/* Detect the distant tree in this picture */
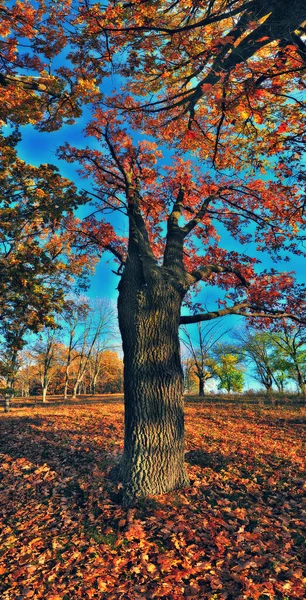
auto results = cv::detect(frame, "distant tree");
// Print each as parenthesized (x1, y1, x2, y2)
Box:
(96, 350, 123, 394)
(31, 329, 63, 402)
(62, 299, 115, 399)
(0, 321, 28, 411)
(181, 322, 228, 396)
(0, 130, 98, 410)
(0, 345, 21, 412)
(15, 350, 35, 397)
(236, 327, 305, 394)
(269, 324, 306, 396)
(214, 349, 244, 394)
(268, 354, 292, 394)
(182, 356, 199, 395)
(236, 330, 279, 393)
(61, 299, 90, 400)
(87, 340, 106, 396)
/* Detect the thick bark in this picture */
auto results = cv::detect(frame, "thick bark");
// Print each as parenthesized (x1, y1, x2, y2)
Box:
(118, 261, 189, 503)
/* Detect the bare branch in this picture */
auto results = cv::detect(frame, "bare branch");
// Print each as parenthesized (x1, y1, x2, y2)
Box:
(180, 304, 306, 325)
(190, 264, 250, 288)
(180, 303, 250, 324)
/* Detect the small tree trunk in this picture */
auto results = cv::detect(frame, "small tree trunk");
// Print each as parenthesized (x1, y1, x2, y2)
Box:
(4, 394, 10, 413)
(299, 382, 306, 398)
(199, 376, 205, 397)
(118, 266, 189, 504)
(64, 378, 69, 400)
(92, 374, 99, 395)
(72, 381, 79, 399)
(42, 387, 48, 403)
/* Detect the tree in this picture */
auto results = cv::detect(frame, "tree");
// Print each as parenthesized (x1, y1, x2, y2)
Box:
(236, 329, 278, 393)
(182, 356, 200, 395)
(236, 325, 306, 394)
(60, 298, 115, 399)
(95, 350, 123, 394)
(31, 329, 63, 402)
(14, 350, 36, 397)
(181, 322, 227, 396)
(269, 354, 292, 394)
(269, 323, 306, 396)
(70, 300, 114, 399)
(0, 130, 94, 329)
(0, 340, 22, 412)
(2, 1, 306, 500)
(0, 129, 99, 410)
(215, 352, 244, 393)
(60, 299, 90, 400)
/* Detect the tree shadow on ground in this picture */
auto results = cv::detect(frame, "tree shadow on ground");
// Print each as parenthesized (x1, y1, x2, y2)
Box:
(185, 448, 232, 472)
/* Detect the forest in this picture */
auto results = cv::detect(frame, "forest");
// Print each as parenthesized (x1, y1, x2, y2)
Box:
(0, 0, 306, 597)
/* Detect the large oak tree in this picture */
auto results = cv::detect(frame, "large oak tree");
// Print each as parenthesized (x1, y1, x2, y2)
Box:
(1, 0, 306, 501)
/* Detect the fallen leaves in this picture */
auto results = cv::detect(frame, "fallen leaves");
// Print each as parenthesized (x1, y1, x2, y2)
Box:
(0, 399, 305, 599)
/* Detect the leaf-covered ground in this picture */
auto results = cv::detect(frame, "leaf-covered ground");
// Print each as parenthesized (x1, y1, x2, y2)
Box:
(0, 397, 305, 599)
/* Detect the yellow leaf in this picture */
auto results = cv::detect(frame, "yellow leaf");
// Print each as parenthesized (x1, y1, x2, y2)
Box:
(97, 578, 107, 591)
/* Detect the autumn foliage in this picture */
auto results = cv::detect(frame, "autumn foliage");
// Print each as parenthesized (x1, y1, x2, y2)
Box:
(0, 398, 305, 599)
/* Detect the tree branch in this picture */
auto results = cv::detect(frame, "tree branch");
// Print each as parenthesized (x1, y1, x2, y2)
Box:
(180, 303, 250, 324)
(190, 264, 250, 288)
(168, 185, 185, 229)
(180, 304, 306, 325)
(104, 244, 125, 264)
(182, 193, 220, 236)
(101, 1, 256, 35)
(0, 74, 62, 98)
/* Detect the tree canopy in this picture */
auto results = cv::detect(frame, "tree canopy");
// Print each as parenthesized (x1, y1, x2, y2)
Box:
(0, 130, 96, 351)
(2, 0, 304, 322)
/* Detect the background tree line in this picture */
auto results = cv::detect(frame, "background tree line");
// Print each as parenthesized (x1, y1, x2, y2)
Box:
(182, 321, 306, 397)
(2, 310, 305, 405)
(0, 297, 123, 406)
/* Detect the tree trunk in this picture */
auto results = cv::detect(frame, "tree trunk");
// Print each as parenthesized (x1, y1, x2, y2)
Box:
(199, 376, 205, 397)
(42, 387, 48, 403)
(72, 381, 79, 399)
(64, 375, 69, 400)
(118, 266, 189, 504)
(92, 372, 99, 395)
(264, 376, 273, 394)
(299, 382, 306, 397)
(4, 394, 10, 412)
